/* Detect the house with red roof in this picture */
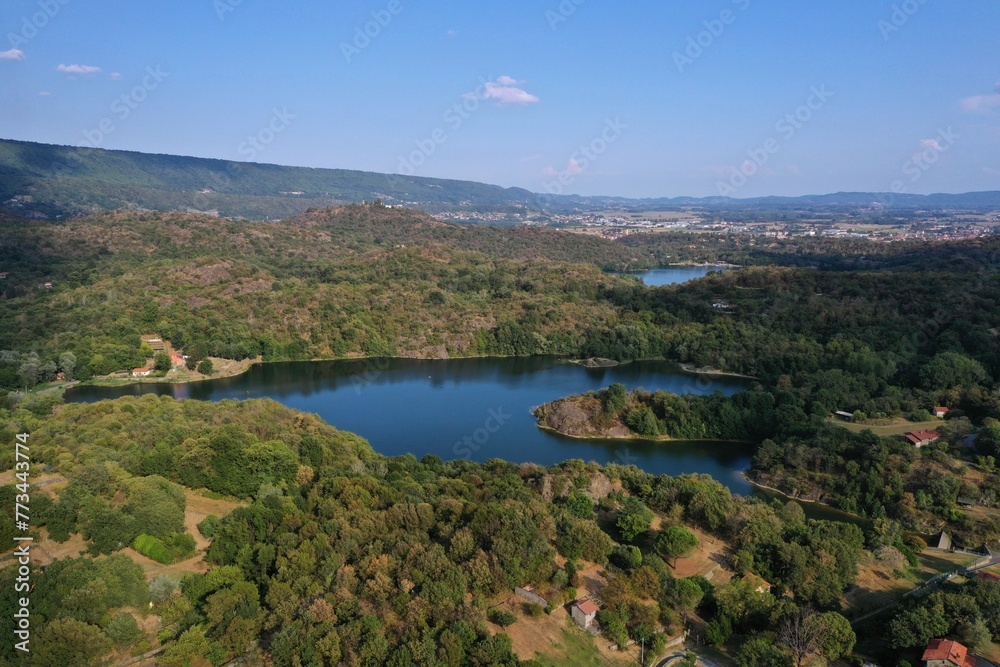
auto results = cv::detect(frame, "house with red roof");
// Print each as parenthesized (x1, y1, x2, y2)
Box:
(570, 599, 599, 630)
(903, 430, 941, 447)
(933, 407, 950, 418)
(922, 639, 976, 667)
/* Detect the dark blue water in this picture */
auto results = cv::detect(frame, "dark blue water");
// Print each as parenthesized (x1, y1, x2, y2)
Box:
(65, 357, 758, 494)
(624, 266, 730, 286)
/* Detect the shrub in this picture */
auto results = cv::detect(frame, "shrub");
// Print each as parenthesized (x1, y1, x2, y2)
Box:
(133, 532, 196, 564)
(149, 575, 178, 603)
(197, 514, 221, 539)
(487, 608, 517, 627)
(105, 612, 142, 645)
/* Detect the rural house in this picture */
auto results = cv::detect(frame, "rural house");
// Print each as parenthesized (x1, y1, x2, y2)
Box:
(903, 430, 940, 447)
(921, 638, 976, 667)
(570, 599, 599, 630)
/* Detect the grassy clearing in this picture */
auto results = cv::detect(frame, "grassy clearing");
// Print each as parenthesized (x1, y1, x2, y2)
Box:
(826, 418, 944, 436)
(917, 550, 978, 575)
(524, 625, 634, 667)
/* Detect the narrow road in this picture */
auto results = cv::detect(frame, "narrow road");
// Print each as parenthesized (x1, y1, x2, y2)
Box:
(655, 648, 726, 667)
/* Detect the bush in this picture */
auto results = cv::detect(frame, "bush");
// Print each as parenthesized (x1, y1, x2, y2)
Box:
(149, 575, 178, 603)
(488, 608, 517, 627)
(197, 359, 214, 375)
(525, 603, 545, 618)
(133, 532, 196, 564)
(705, 615, 733, 646)
(610, 545, 643, 570)
(197, 514, 221, 539)
(105, 612, 142, 645)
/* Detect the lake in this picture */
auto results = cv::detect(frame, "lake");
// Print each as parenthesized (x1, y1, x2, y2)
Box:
(65, 357, 759, 494)
(623, 265, 731, 286)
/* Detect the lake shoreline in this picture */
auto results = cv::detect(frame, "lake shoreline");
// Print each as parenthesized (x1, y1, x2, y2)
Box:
(678, 363, 759, 380)
(73, 354, 755, 390)
(535, 422, 757, 446)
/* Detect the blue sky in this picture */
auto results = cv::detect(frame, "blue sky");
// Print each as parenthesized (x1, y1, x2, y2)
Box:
(2, 0, 999, 198)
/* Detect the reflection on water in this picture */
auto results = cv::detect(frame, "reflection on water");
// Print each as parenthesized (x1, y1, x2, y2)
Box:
(66, 357, 759, 494)
(620, 266, 732, 287)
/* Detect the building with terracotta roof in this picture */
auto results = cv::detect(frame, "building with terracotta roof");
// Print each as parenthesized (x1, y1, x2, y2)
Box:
(933, 407, 950, 418)
(570, 599, 599, 629)
(904, 430, 941, 447)
(922, 639, 976, 667)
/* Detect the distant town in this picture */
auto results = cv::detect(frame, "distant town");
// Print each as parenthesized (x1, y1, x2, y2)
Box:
(434, 206, 1000, 242)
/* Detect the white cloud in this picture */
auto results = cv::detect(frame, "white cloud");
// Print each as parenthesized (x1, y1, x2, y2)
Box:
(0, 49, 25, 62)
(56, 64, 102, 75)
(962, 95, 1000, 112)
(543, 157, 584, 178)
(469, 75, 539, 105)
(920, 138, 944, 152)
(110, 72, 122, 80)
(961, 83, 1000, 113)
(37, 91, 51, 97)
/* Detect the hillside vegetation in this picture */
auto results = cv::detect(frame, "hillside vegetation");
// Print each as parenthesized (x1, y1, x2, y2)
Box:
(0, 394, 881, 667)
(0, 205, 643, 381)
(0, 138, 542, 219)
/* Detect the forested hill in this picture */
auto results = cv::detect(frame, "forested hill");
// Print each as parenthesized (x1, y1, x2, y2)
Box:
(0, 138, 542, 220)
(5, 138, 1000, 221)
(0, 205, 642, 379)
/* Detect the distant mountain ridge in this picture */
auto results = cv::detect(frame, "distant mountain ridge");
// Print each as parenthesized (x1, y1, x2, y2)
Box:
(2, 138, 999, 220)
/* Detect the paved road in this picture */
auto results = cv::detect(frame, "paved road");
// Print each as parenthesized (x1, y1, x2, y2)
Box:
(655, 649, 726, 667)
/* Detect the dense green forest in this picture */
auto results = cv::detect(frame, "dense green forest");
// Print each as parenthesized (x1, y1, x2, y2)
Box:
(538, 379, 1000, 544)
(0, 139, 542, 219)
(1, 198, 999, 664)
(0, 205, 643, 382)
(0, 395, 889, 666)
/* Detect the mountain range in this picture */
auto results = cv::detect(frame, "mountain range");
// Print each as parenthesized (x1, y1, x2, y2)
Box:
(2, 138, 999, 221)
